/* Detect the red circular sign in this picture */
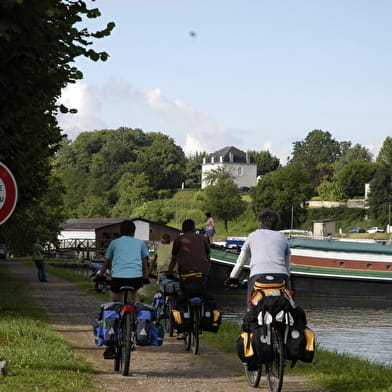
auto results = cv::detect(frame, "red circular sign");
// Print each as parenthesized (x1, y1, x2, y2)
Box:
(0, 163, 18, 225)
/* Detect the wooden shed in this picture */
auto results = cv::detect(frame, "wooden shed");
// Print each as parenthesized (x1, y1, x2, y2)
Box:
(312, 219, 336, 238)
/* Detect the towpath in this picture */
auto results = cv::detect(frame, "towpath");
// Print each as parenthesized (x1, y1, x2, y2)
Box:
(2, 260, 324, 392)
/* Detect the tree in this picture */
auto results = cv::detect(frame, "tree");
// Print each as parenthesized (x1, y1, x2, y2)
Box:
(334, 143, 372, 173)
(0, 1, 114, 252)
(335, 161, 378, 198)
(133, 200, 175, 225)
(376, 136, 392, 166)
(136, 132, 186, 190)
(184, 152, 207, 188)
(289, 130, 349, 189)
(203, 166, 234, 186)
(250, 166, 312, 228)
(249, 150, 280, 176)
(203, 179, 246, 232)
(368, 166, 392, 226)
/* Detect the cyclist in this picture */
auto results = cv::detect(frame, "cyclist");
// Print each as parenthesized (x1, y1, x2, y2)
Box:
(97, 219, 149, 358)
(167, 219, 211, 327)
(226, 210, 291, 309)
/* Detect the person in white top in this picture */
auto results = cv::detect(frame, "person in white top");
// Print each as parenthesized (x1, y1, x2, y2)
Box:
(227, 210, 291, 309)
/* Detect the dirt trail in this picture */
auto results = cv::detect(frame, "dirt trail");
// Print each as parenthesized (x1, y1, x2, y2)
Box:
(2, 260, 324, 392)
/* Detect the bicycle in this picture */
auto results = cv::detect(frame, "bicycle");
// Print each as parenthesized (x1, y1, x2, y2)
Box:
(244, 322, 285, 392)
(113, 285, 137, 376)
(183, 295, 202, 354)
(227, 277, 285, 392)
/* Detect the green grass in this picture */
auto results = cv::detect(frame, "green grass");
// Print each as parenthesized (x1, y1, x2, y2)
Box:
(203, 319, 392, 392)
(0, 267, 95, 392)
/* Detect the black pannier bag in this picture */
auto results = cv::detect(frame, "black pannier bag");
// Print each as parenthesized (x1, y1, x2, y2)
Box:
(180, 276, 205, 298)
(200, 299, 222, 333)
(237, 331, 258, 370)
(171, 308, 192, 333)
(93, 302, 122, 346)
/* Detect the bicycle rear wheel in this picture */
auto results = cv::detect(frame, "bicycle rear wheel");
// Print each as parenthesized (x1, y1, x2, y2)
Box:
(244, 364, 262, 387)
(164, 298, 175, 337)
(121, 312, 133, 376)
(191, 307, 200, 354)
(266, 327, 284, 392)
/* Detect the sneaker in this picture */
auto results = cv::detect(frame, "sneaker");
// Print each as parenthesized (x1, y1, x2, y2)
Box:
(103, 347, 115, 359)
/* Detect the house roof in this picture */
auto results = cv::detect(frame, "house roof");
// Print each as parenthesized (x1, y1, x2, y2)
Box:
(60, 217, 180, 232)
(204, 146, 256, 164)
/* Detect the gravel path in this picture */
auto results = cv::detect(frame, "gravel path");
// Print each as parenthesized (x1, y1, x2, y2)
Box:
(2, 260, 324, 392)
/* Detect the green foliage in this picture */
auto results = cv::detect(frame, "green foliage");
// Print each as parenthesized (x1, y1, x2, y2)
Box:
(133, 199, 175, 224)
(249, 150, 280, 176)
(184, 152, 207, 188)
(376, 136, 392, 166)
(335, 161, 378, 198)
(203, 166, 234, 186)
(289, 130, 349, 189)
(0, 1, 113, 255)
(316, 180, 347, 201)
(250, 166, 312, 228)
(334, 143, 373, 173)
(203, 178, 247, 232)
(55, 128, 185, 217)
(368, 166, 392, 226)
(301, 207, 367, 231)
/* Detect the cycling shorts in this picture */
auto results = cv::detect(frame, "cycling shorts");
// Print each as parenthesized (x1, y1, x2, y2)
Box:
(110, 277, 143, 293)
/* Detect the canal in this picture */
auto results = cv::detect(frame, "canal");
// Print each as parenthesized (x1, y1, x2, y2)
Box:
(214, 291, 392, 367)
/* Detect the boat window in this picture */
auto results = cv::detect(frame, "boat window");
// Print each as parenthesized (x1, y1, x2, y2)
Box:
(386, 265, 392, 270)
(339, 262, 345, 267)
(366, 263, 372, 269)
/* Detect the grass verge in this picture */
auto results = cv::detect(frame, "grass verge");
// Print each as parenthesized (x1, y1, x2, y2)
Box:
(0, 266, 95, 392)
(202, 319, 392, 392)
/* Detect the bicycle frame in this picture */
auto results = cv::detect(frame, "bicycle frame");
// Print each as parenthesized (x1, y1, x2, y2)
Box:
(184, 296, 202, 354)
(114, 286, 137, 377)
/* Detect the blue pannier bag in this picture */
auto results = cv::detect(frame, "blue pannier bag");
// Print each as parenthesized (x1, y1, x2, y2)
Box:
(93, 302, 122, 346)
(135, 309, 153, 346)
(150, 321, 165, 346)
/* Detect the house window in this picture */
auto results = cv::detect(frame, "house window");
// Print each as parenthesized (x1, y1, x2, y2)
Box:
(238, 167, 243, 176)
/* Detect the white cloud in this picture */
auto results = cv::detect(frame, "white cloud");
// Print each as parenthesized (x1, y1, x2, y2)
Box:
(57, 81, 245, 155)
(57, 83, 107, 140)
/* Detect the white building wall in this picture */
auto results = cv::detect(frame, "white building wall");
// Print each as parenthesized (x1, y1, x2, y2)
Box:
(58, 230, 95, 240)
(201, 162, 257, 189)
(134, 220, 150, 241)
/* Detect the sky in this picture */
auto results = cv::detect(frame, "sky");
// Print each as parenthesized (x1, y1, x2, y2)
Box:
(57, 0, 392, 164)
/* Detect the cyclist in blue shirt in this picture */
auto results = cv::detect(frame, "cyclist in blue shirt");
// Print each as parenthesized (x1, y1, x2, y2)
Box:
(98, 220, 149, 303)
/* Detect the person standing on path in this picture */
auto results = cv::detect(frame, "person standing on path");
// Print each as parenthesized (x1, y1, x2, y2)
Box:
(32, 237, 48, 282)
(204, 212, 215, 243)
(227, 210, 291, 309)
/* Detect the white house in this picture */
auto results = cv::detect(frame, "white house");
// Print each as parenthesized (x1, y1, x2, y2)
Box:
(201, 146, 257, 189)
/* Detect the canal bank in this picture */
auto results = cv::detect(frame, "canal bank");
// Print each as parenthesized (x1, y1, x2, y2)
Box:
(1, 259, 323, 392)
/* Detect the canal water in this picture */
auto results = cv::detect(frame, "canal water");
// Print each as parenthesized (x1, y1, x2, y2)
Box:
(214, 291, 392, 367)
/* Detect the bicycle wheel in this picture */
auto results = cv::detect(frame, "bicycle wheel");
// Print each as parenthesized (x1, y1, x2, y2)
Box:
(244, 364, 262, 388)
(191, 307, 200, 354)
(165, 298, 175, 337)
(120, 311, 133, 376)
(114, 344, 121, 372)
(184, 330, 191, 351)
(266, 327, 285, 392)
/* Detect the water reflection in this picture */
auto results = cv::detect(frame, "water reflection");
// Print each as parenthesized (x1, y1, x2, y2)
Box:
(215, 292, 392, 366)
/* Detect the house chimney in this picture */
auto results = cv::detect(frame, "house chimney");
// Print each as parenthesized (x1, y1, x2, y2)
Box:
(246, 152, 250, 164)
(229, 151, 234, 162)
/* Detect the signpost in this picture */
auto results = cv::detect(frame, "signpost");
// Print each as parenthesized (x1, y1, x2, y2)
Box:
(0, 163, 18, 225)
